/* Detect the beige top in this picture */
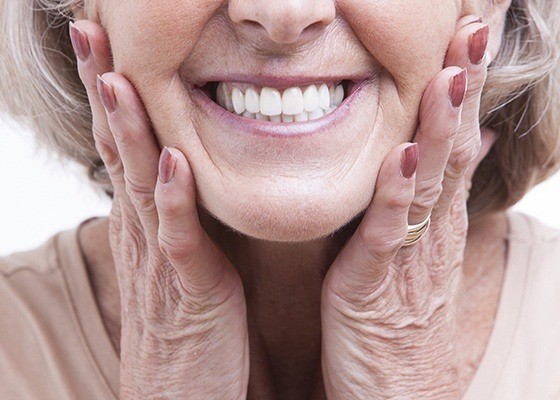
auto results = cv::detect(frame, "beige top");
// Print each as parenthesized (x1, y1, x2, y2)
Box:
(1, 212, 559, 399)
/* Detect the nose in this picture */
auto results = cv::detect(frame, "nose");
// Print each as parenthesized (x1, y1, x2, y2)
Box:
(228, 0, 336, 44)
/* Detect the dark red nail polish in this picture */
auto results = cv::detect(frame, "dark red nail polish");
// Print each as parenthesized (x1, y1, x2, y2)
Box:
(449, 68, 467, 108)
(159, 147, 176, 184)
(468, 25, 490, 65)
(401, 143, 419, 179)
(69, 22, 91, 62)
(96, 75, 117, 113)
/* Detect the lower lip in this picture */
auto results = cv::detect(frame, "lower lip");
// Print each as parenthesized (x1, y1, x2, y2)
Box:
(191, 81, 369, 138)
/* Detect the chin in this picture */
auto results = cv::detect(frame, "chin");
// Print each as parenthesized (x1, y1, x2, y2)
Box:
(200, 181, 372, 242)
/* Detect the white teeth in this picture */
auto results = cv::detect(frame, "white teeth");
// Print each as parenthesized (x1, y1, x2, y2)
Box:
(318, 84, 330, 110)
(255, 112, 268, 121)
(281, 114, 294, 123)
(294, 111, 309, 122)
(308, 108, 324, 120)
(329, 86, 335, 106)
(232, 87, 246, 114)
(245, 88, 260, 114)
(333, 85, 344, 107)
(260, 87, 282, 116)
(282, 87, 304, 115)
(303, 85, 319, 112)
(214, 82, 347, 122)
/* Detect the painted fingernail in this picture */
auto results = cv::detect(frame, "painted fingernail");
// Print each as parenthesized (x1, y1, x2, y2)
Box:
(159, 147, 177, 184)
(401, 143, 419, 179)
(97, 75, 117, 113)
(69, 21, 91, 62)
(449, 68, 467, 108)
(468, 24, 490, 65)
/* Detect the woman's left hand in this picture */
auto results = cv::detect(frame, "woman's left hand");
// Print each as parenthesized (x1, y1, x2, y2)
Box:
(321, 16, 494, 399)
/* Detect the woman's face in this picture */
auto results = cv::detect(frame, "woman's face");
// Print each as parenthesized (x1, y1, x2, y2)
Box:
(92, 0, 489, 241)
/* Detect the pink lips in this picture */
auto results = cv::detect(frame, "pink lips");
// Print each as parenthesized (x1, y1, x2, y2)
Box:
(191, 79, 368, 138)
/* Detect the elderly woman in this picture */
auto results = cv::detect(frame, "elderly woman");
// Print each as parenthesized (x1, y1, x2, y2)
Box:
(1, 0, 559, 398)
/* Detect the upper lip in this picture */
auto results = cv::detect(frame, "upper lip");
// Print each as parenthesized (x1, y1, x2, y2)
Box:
(191, 73, 372, 90)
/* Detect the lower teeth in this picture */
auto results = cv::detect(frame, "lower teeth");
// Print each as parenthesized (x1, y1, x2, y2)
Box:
(233, 107, 338, 122)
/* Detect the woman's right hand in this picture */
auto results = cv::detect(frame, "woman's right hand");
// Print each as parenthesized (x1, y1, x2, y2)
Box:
(69, 20, 249, 399)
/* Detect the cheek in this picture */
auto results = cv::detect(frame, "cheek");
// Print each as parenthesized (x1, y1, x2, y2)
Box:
(340, 0, 459, 99)
(100, 0, 223, 79)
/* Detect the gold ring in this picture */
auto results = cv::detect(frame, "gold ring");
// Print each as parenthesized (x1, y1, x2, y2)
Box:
(403, 215, 431, 247)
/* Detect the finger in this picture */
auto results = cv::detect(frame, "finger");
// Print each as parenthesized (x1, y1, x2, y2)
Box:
(325, 143, 418, 300)
(437, 22, 490, 217)
(69, 21, 122, 191)
(154, 147, 238, 298)
(406, 67, 466, 225)
(97, 72, 161, 245)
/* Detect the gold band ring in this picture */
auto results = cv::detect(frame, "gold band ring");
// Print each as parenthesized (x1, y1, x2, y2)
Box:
(403, 215, 431, 247)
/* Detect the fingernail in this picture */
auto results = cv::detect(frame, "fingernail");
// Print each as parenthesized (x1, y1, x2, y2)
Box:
(69, 21, 91, 62)
(96, 75, 117, 113)
(159, 147, 177, 184)
(449, 68, 467, 108)
(469, 16, 483, 25)
(468, 24, 490, 65)
(401, 143, 419, 179)
(461, 15, 483, 29)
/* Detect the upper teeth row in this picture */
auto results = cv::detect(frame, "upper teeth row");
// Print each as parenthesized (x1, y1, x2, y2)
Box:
(216, 83, 345, 120)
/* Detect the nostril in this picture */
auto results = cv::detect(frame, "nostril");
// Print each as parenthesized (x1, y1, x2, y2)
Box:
(303, 21, 323, 34)
(229, 1, 334, 45)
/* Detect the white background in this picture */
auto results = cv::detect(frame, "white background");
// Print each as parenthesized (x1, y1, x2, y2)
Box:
(1, 116, 559, 256)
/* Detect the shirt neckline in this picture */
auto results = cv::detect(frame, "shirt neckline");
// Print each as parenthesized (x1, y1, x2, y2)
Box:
(462, 211, 532, 399)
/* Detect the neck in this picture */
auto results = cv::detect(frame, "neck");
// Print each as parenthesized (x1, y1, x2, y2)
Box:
(78, 210, 508, 399)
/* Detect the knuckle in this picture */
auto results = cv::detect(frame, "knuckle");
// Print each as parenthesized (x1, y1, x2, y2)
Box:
(158, 229, 203, 263)
(112, 124, 138, 150)
(385, 190, 413, 210)
(358, 224, 405, 263)
(92, 130, 123, 176)
(449, 140, 480, 175)
(99, 149, 124, 180)
(414, 181, 443, 210)
(124, 174, 156, 214)
(121, 226, 147, 267)
(156, 190, 185, 217)
(92, 126, 116, 153)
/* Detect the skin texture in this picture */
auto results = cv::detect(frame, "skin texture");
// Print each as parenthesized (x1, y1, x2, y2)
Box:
(80, 0, 499, 241)
(70, 0, 513, 398)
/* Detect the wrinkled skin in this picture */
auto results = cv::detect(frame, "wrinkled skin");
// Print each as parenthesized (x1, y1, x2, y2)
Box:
(71, 0, 512, 398)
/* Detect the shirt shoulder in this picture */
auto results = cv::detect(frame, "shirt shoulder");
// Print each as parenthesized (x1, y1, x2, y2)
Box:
(508, 211, 560, 244)
(0, 225, 119, 399)
(0, 234, 60, 277)
(479, 212, 560, 399)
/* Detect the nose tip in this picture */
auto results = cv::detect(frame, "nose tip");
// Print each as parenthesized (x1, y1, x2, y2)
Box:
(229, 0, 335, 44)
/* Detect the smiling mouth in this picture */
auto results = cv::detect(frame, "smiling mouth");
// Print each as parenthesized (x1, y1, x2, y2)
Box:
(200, 80, 352, 123)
